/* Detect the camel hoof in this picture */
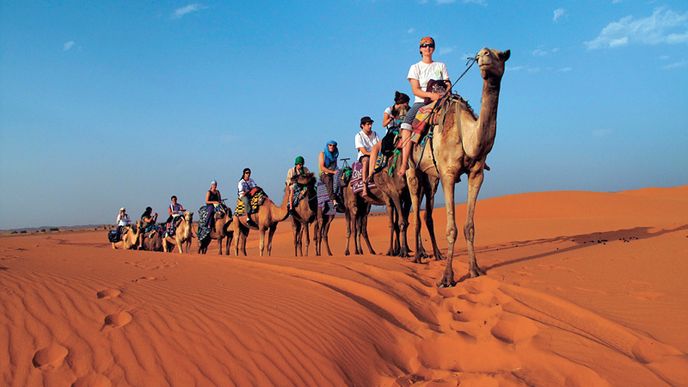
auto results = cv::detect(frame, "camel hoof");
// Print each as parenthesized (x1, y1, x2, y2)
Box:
(434, 252, 445, 261)
(437, 280, 456, 288)
(469, 267, 486, 278)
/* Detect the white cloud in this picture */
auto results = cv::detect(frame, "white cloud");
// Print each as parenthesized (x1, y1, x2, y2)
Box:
(172, 3, 207, 19)
(407, 27, 416, 34)
(585, 7, 688, 49)
(659, 55, 670, 60)
(612, 0, 622, 4)
(532, 47, 559, 56)
(662, 59, 688, 69)
(63, 41, 75, 51)
(439, 46, 455, 55)
(508, 65, 540, 73)
(436, 0, 486, 5)
(558, 67, 573, 72)
(553, 8, 566, 23)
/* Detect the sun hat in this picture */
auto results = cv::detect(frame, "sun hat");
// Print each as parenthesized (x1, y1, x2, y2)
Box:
(419, 36, 435, 46)
(360, 116, 374, 125)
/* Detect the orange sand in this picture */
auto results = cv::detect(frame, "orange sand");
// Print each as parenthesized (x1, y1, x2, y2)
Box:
(1, 186, 687, 386)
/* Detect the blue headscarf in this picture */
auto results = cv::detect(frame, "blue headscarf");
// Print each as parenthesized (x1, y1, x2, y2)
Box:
(324, 140, 338, 167)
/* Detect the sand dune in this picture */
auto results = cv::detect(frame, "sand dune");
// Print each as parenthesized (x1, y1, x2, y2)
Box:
(1, 186, 687, 386)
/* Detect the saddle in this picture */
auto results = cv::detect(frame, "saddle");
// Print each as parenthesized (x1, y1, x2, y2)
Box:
(349, 162, 376, 195)
(165, 215, 186, 237)
(235, 188, 266, 216)
(108, 228, 122, 243)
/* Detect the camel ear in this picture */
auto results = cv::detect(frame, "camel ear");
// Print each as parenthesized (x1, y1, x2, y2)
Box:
(499, 50, 511, 62)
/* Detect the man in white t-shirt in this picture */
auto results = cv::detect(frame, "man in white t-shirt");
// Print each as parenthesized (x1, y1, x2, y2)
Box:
(354, 116, 380, 196)
(398, 36, 451, 176)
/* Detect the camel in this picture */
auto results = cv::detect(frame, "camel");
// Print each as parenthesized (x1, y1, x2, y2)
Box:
(290, 173, 317, 256)
(162, 211, 194, 253)
(314, 204, 336, 256)
(233, 187, 291, 256)
(370, 155, 413, 256)
(140, 226, 163, 251)
(198, 207, 233, 255)
(341, 176, 388, 256)
(406, 48, 510, 286)
(111, 223, 141, 250)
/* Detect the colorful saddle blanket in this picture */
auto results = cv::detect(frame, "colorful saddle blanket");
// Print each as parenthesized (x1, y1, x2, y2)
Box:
(411, 101, 441, 143)
(316, 181, 337, 216)
(107, 228, 121, 243)
(197, 206, 211, 242)
(235, 189, 266, 216)
(349, 162, 377, 194)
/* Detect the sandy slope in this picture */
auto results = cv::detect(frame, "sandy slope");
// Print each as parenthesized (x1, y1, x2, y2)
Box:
(1, 186, 687, 386)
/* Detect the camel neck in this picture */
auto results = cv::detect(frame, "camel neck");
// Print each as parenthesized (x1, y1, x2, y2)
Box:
(476, 78, 501, 145)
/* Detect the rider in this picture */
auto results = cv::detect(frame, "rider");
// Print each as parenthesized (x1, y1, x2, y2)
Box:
(354, 116, 380, 196)
(237, 168, 258, 226)
(318, 140, 339, 209)
(205, 180, 222, 229)
(368, 91, 410, 179)
(398, 36, 451, 177)
(116, 207, 131, 227)
(139, 206, 158, 248)
(286, 156, 310, 210)
(165, 195, 186, 224)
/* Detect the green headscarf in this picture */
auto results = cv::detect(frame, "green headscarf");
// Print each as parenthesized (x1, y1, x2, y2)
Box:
(294, 155, 304, 165)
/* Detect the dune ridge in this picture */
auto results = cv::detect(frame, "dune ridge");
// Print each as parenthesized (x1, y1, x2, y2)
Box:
(1, 186, 687, 386)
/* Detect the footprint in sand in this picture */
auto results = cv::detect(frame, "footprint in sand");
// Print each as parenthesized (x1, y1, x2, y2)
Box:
(491, 314, 539, 344)
(72, 373, 112, 387)
(96, 289, 121, 300)
(132, 276, 156, 283)
(103, 311, 132, 328)
(32, 344, 69, 370)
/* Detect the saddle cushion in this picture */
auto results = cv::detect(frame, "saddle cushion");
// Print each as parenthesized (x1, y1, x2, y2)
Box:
(349, 162, 376, 194)
(235, 190, 266, 216)
(108, 229, 121, 243)
(316, 181, 337, 216)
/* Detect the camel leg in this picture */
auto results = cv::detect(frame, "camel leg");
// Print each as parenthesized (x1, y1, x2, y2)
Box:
(267, 224, 277, 256)
(259, 228, 266, 256)
(324, 216, 333, 256)
(361, 209, 376, 255)
(439, 174, 458, 287)
(297, 222, 304, 256)
(314, 215, 321, 256)
(292, 220, 300, 256)
(344, 208, 353, 256)
(424, 177, 445, 260)
(225, 231, 232, 256)
(407, 169, 424, 263)
(384, 197, 396, 256)
(304, 222, 310, 256)
(465, 169, 486, 278)
(218, 235, 224, 255)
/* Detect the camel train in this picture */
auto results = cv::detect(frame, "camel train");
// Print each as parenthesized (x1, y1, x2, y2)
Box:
(111, 45, 509, 285)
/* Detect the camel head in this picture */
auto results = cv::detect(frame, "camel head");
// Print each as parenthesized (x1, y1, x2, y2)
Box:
(184, 211, 193, 223)
(294, 172, 316, 188)
(477, 48, 510, 80)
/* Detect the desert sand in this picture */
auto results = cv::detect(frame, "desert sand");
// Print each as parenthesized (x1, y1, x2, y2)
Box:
(1, 186, 687, 386)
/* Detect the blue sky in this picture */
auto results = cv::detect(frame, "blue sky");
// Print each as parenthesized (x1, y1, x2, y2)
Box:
(1, 0, 687, 229)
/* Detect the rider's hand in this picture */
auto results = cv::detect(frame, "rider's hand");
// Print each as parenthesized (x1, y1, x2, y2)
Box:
(429, 93, 442, 101)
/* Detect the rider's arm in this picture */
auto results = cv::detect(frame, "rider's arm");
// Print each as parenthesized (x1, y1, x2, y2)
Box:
(205, 191, 212, 204)
(319, 152, 336, 175)
(382, 110, 393, 128)
(168, 205, 173, 216)
(410, 78, 442, 101)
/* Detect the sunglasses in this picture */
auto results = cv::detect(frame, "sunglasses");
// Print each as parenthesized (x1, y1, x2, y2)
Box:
(420, 44, 435, 48)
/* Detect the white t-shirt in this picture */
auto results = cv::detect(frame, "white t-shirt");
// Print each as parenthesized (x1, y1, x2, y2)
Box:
(407, 61, 450, 104)
(354, 130, 380, 159)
